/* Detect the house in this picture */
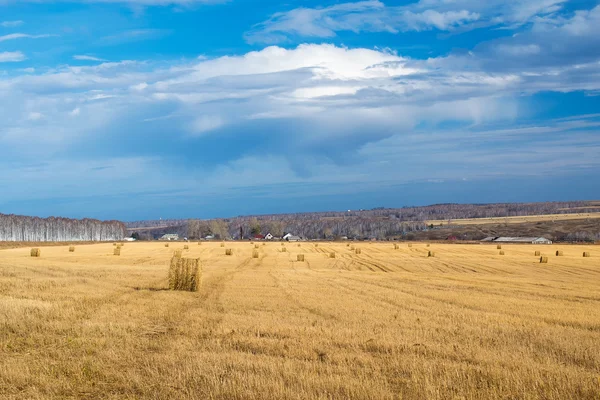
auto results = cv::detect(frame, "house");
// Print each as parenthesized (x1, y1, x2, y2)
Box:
(253, 234, 265, 240)
(264, 233, 274, 240)
(480, 237, 552, 244)
(286, 235, 301, 242)
(159, 234, 179, 241)
(282, 233, 293, 241)
(205, 234, 215, 240)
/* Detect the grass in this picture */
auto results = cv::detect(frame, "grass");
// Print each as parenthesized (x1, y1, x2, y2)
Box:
(0, 242, 599, 399)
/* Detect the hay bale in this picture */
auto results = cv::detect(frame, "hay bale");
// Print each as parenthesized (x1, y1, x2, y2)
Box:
(355, 248, 362, 254)
(427, 244, 431, 247)
(281, 247, 287, 253)
(297, 254, 305, 262)
(297, 244, 301, 247)
(535, 251, 541, 256)
(165, 243, 169, 248)
(252, 250, 259, 259)
(69, 246, 75, 253)
(198, 242, 202, 245)
(499, 250, 505, 255)
(114, 247, 121, 256)
(173, 249, 183, 259)
(394, 244, 399, 249)
(113, 243, 117, 246)
(254, 244, 259, 249)
(30, 248, 41, 257)
(583, 252, 591, 258)
(428, 251, 435, 257)
(315, 244, 319, 248)
(555, 251, 563, 256)
(225, 249, 233, 256)
(497, 245, 502, 249)
(540, 256, 549, 264)
(168, 257, 201, 292)
(251, 241, 254, 245)
(184, 245, 189, 250)
(329, 252, 336, 259)
(347, 243, 350, 247)
(220, 243, 225, 247)
(408, 244, 412, 248)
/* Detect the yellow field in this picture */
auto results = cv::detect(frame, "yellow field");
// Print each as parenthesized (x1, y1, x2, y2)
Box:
(1, 242, 599, 399)
(427, 212, 600, 226)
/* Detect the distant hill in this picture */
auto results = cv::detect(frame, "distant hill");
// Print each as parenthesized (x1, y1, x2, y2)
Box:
(126, 201, 600, 242)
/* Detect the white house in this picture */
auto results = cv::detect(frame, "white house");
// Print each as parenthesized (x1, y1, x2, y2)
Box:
(264, 233, 274, 240)
(160, 234, 179, 241)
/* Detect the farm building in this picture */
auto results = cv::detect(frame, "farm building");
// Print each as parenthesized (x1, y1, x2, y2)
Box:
(283, 233, 302, 242)
(264, 233, 274, 240)
(159, 234, 179, 241)
(481, 237, 552, 244)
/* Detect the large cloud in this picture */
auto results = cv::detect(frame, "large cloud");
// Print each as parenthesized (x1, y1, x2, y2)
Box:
(1, 35, 599, 216)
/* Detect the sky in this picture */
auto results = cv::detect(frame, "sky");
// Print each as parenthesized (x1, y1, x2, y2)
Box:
(1, 0, 599, 221)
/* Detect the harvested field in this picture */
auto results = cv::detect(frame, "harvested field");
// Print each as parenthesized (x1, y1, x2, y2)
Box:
(0, 242, 599, 399)
(427, 212, 600, 226)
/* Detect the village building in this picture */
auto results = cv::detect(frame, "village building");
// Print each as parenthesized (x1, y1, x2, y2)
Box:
(159, 234, 179, 241)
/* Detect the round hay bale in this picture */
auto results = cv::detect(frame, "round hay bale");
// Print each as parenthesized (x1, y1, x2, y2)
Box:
(499, 250, 505, 255)
(408, 244, 412, 248)
(534, 251, 541, 256)
(254, 244, 259, 249)
(281, 243, 285, 246)
(281, 247, 287, 253)
(225, 249, 233, 256)
(426, 244, 431, 247)
(497, 245, 502, 249)
(555, 250, 563, 256)
(346, 243, 350, 247)
(252, 250, 259, 259)
(113, 243, 117, 246)
(114, 248, 121, 256)
(165, 243, 169, 248)
(297, 254, 305, 262)
(329, 252, 336, 259)
(221, 243, 225, 247)
(393, 244, 399, 249)
(583, 252, 591, 258)
(297, 244, 301, 247)
(355, 248, 362, 254)
(428, 251, 435, 257)
(184, 245, 189, 250)
(315, 244, 319, 248)
(173, 249, 183, 259)
(69, 246, 75, 253)
(30, 248, 41, 257)
(198, 242, 202, 245)
(540, 256, 548, 263)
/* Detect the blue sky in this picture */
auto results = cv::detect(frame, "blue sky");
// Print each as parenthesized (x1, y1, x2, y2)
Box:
(1, 0, 599, 221)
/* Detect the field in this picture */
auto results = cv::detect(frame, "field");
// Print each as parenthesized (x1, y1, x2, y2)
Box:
(426, 212, 600, 226)
(1, 242, 599, 399)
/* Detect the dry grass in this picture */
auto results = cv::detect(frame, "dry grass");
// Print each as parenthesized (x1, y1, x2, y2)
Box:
(427, 212, 600, 226)
(1, 242, 599, 399)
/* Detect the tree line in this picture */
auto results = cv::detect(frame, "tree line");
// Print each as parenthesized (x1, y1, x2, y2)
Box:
(0, 213, 126, 242)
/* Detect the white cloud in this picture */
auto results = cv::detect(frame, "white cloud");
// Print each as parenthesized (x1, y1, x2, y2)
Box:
(245, 0, 568, 43)
(73, 55, 106, 62)
(0, 51, 25, 62)
(0, 33, 54, 42)
(1, 20, 23, 27)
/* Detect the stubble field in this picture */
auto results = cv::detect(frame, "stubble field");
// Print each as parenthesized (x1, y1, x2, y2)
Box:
(1, 241, 599, 399)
